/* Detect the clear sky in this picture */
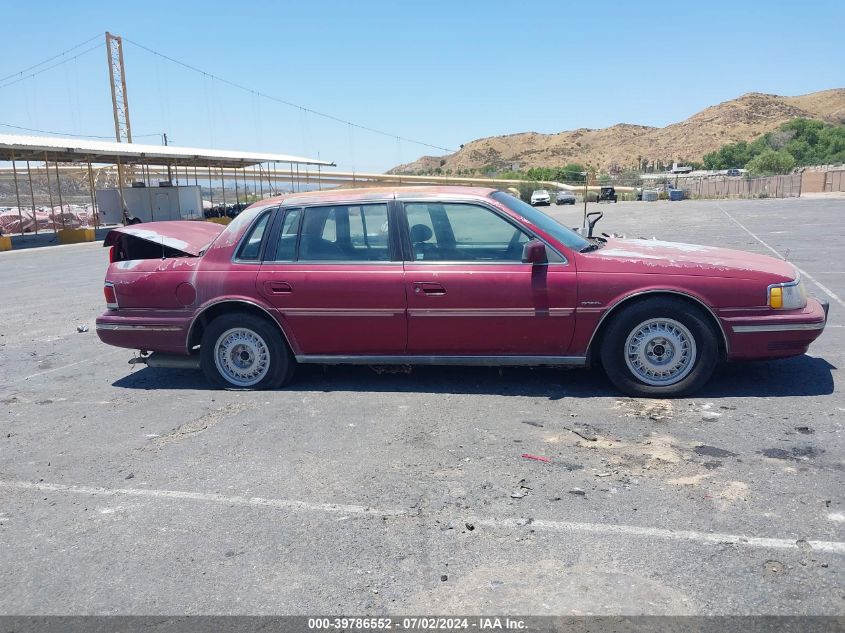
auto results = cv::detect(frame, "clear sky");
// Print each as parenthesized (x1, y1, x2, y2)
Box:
(1, 0, 843, 172)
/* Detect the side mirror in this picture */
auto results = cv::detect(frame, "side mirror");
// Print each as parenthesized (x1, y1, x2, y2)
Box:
(522, 239, 547, 264)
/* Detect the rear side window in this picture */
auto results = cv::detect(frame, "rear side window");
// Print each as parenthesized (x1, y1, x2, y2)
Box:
(298, 204, 390, 261)
(237, 211, 271, 261)
(274, 208, 302, 261)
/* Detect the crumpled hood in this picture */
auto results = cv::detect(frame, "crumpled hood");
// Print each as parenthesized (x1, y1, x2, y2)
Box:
(577, 238, 797, 282)
(103, 220, 225, 257)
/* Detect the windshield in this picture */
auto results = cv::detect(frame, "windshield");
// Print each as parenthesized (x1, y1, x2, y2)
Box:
(491, 191, 590, 251)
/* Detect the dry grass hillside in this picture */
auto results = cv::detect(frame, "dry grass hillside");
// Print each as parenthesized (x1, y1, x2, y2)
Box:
(389, 89, 845, 174)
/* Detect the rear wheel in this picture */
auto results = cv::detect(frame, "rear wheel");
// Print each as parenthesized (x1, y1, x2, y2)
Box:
(600, 299, 718, 397)
(200, 313, 294, 389)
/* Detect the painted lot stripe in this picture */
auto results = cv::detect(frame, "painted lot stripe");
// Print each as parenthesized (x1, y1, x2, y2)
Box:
(3, 479, 843, 554)
(1, 349, 123, 387)
(716, 202, 845, 310)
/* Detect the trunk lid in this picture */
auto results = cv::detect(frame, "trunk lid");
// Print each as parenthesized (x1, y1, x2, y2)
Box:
(103, 220, 225, 258)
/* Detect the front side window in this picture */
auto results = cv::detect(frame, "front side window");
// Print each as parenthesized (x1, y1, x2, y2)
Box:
(405, 202, 530, 262)
(298, 204, 390, 262)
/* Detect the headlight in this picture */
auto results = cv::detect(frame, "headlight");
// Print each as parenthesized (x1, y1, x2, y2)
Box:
(768, 277, 807, 310)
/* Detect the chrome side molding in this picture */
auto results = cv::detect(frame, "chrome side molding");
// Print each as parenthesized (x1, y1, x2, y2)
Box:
(295, 355, 588, 367)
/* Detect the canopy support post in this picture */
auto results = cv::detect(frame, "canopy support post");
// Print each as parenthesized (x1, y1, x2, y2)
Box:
(87, 159, 99, 229)
(26, 160, 38, 235)
(207, 166, 214, 208)
(116, 156, 127, 225)
(220, 168, 226, 216)
(54, 161, 66, 230)
(11, 151, 25, 237)
(44, 154, 56, 232)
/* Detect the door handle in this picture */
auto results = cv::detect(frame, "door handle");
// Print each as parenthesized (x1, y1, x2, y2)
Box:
(414, 282, 446, 296)
(264, 281, 292, 294)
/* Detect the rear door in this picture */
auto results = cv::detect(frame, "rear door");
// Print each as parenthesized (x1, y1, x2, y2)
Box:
(256, 201, 407, 356)
(400, 199, 577, 356)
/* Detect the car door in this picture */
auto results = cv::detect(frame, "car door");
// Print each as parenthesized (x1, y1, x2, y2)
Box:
(401, 199, 577, 357)
(256, 201, 407, 356)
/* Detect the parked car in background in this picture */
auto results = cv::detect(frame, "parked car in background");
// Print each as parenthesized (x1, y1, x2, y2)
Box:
(597, 186, 618, 203)
(530, 189, 551, 206)
(555, 190, 576, 205)
(96, 186, 828, 398)
(727, 168, 741, 177)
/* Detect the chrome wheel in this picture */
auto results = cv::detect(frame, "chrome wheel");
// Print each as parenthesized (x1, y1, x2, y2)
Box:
(213, 327, 270, 387)
(624, 318, 697, 386)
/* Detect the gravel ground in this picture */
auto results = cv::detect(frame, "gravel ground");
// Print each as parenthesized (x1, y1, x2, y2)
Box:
(0, 196, 842, 616)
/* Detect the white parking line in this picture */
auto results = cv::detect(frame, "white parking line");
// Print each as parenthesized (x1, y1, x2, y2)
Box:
(3, 479, 843, 554)
(3, 349, 123, 386)
(716, 202, 845, 310)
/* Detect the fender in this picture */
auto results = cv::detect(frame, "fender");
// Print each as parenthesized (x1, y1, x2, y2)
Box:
(186, 297, 300, 354)
(584, 288, 730, 357)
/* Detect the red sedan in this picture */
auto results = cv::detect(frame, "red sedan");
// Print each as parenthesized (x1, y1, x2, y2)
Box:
(96, 187, 828, 397)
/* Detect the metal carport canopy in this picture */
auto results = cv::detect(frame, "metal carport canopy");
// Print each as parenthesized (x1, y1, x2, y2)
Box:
(0, 133, 335, 168)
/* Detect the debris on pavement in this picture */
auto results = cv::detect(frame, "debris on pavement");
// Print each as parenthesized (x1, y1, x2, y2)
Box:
(521, 420, 544, 428)
(521, 453, 550, 463)
(569, 488, 586, 496)
(562, 425, 598, 441)
(76, 325, 89, 333)
(694, 445, 738, 458)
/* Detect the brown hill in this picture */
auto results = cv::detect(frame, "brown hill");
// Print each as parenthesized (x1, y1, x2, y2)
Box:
(389, 89, 845, 174)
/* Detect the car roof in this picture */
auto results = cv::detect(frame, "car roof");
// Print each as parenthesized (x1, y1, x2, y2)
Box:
(256, 185, 498, 207)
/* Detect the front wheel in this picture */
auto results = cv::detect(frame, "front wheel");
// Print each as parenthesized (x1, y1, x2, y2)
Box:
(599, 299, 719, 397)
(200, 313, 294, 389)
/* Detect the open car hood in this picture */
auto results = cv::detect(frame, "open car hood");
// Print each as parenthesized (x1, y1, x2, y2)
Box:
(103, 221, 225, 257)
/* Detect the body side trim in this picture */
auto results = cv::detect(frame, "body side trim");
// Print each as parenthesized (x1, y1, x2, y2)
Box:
(295, 354, 587, 366)
(96, 324, 183, 332)
(732, 322, 826, 333)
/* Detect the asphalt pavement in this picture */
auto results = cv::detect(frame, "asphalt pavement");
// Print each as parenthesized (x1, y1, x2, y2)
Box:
(0, 197, 842, 616)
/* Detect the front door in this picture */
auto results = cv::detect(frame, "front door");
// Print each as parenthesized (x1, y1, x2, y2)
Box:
(401, 200, 577, 356)
(257, 202, 406, 356)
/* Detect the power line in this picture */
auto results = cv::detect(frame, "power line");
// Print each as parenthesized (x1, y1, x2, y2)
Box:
(123, 37, 455, 154)
(0, 33, 102, 84)
(0, 41, 104, 91)
(0, 121, 162, 140)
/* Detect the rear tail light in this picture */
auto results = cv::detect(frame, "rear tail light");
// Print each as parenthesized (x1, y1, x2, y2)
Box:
(104, 282, 119, 309)
(109, 245, 117, 263)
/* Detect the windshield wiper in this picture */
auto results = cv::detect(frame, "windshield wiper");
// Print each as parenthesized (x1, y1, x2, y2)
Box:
(579, 240, 603, 253)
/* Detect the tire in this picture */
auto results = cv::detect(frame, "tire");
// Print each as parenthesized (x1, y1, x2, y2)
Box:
(599, 298, 719, 397)
(200, 313, 294, 390)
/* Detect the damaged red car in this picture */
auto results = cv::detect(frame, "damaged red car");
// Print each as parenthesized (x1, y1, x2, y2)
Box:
(96, 187, 828, 397)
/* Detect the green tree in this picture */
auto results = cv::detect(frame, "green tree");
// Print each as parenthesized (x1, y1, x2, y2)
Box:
(745, 149, 796, 176)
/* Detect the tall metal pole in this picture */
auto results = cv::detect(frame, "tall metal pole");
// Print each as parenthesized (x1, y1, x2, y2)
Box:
(105, 32, 133, 143)
(11, 151, 25, 237)
(582, 170, 588, 229)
